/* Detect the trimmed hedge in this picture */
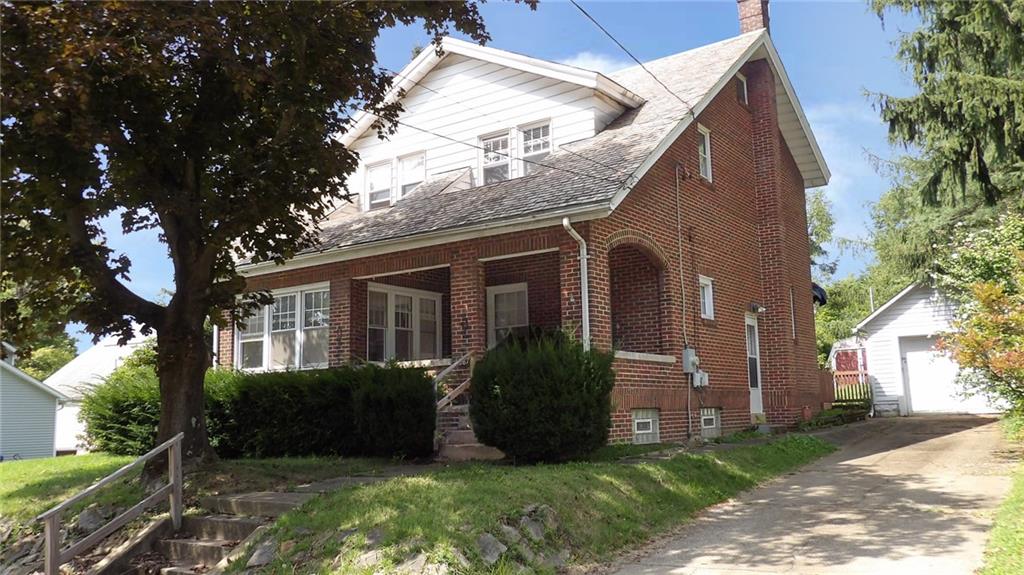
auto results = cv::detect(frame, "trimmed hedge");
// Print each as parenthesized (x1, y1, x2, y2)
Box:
(470, 332, 615, 462)
(81, 365, 435, 458)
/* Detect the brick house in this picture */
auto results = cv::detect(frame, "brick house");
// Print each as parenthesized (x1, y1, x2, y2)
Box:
(215, 0, 831, 447)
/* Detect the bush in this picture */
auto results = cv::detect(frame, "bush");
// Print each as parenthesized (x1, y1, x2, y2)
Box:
(470, 333, 615, 462)
(80, 365, 161, 455)
(354, 365, 436, 457)
(81, 364, 435, 458)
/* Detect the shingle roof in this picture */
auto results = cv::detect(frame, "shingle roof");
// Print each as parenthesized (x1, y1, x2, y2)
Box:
(300, 31, 765, 257)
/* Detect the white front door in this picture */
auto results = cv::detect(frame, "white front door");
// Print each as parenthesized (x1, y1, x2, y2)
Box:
(745, 314, 764, 414)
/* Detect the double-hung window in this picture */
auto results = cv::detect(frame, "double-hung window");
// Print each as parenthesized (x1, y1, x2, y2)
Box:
(697, 125, 712, 182)
(365, 283, 443, 363)
(236, 284, 330, 371)
(487, 283, 529, 347)
(366, 162, 393, 210)
(399, 153, 425, 197)
(481, 133, 510, 184)
(698, 275, 715, 320)
(520, 123, 551, 175)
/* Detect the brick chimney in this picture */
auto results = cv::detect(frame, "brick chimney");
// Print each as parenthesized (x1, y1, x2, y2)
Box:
(737, 0, 770, 34)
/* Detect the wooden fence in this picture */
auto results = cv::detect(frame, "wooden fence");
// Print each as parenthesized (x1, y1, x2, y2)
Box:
(833, 370, 872, 405)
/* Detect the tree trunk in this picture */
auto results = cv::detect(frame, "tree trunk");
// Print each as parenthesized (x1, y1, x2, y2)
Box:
(143, 311, 216, 480)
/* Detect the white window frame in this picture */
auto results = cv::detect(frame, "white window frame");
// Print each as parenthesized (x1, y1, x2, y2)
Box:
(736, 72, 748, 105)
(486, 282, 529, 348)
(365, 161, 394, 210)
(234, 282, 331, 372)
(633, 418, 654, 434)
(519, 121, 551, 176)
(697, 124, 712, 182)
(700, 407, 719, 429)
(398, 152, 425, 198)
(480, 130, 512, 185)
(365, 282, 443, 363)
(698, 275, 715, 320)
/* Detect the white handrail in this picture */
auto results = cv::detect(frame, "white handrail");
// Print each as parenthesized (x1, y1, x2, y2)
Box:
(38, 432, 184, 575)
(433, 352, 471, 394)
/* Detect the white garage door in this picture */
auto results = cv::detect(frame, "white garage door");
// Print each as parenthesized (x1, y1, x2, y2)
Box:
(900, 336, 998, 414)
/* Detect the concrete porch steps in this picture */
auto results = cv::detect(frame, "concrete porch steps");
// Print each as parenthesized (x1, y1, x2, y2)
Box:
(199, 491, 316, 518)
(437, 404, 504, 461)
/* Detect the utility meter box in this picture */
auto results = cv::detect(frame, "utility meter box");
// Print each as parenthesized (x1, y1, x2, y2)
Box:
(693, 370, 710, 388)
(682, 348, 699, 373)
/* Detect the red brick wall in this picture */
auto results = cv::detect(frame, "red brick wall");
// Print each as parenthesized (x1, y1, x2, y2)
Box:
(609, 245, 665, 354)
(484, 251, 561, 334)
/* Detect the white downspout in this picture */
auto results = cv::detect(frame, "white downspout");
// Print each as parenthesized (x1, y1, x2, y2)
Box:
(562, 217, 591, 351)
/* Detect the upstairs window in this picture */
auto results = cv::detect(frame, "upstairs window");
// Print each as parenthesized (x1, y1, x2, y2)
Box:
(521, 123, 551, 175)
(699, 275, 715, 320)
(736, 72, 748, 105)
(482, 133, 510, 184)
(366, 162, 392, 210)
(697, 125, 712, 182)
(399, 153, 425, 197)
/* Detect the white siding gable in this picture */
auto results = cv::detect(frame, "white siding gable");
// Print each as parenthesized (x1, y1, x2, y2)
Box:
(346, 53, 627, 211)
(857, 284, 956, 415)
(1, 362, 60, 459)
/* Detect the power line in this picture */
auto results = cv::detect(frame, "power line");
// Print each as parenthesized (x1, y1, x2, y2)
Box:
(569, 0, 695, 119)
(380, 66, 638, 182)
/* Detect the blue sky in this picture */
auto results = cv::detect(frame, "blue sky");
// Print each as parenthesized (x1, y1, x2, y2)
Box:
(70, 0, 918, 350)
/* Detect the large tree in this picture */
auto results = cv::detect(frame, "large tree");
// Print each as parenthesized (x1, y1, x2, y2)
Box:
(872, 0, 1024, 209)
(1, 1, 521, 466)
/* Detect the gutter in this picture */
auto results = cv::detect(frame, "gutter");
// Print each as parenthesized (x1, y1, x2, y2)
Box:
(562, 217, 591, 351)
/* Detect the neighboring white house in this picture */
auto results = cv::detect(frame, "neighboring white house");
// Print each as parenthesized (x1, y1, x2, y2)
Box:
(853, 283, 1003, 416)
(46, 330, 150, 454)
(0, 358, 67, 460)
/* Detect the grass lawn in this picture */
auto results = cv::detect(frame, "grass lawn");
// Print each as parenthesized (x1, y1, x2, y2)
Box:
(0, 453, 386, 539)
(253, 435, 835, 574)
(979, 411, 1024, 575)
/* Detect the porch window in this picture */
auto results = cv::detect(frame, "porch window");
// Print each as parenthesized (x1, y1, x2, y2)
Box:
(481, 132, 510, 184)
(366, 162, 392, 210)
(697, 124, 712, 182)
(487, 283, 529, 347)
(521, 123, 551, 175)
(399, 153, 425, 197)
(366, 283, 443, 362)
(236, 284, 330, 371)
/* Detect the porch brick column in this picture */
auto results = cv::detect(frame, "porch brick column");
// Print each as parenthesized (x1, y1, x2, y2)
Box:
(450, 246, 486, 359)
(559, 224, 612, 351)
(328, 273, 352, 366)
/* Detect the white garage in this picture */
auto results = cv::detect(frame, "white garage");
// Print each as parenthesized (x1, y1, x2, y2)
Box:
(853, 284, 1003, 416)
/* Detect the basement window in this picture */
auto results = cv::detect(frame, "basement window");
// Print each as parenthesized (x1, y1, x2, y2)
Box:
(697, 125, 712, 182)
(632, 408, 660, 444)
(700, 407, 722, 439)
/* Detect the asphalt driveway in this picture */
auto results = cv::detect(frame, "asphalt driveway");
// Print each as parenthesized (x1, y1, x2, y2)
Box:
(605, 416, 1017, 575)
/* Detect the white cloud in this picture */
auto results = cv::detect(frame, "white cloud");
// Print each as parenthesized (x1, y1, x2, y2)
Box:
(558, 51, 631, 74)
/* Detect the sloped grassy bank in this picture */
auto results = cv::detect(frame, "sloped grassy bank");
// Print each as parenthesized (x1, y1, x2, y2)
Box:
(241, 435, 835, 574)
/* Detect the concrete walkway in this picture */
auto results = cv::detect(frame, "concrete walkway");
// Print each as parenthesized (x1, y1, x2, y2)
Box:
(605, 416, 1018, 575)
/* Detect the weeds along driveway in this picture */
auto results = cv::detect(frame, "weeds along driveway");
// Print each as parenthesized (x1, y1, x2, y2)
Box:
(604, 416, 1017, 575)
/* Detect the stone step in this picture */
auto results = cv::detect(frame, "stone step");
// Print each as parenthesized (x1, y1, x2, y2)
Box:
(156, 539, 233, 565)
(438, 443, 504, 461)
(180, 515, 263, 540)
(444, 429, 479, 445)
(160, 565, 204, 575)
(200, 491, 315, 517)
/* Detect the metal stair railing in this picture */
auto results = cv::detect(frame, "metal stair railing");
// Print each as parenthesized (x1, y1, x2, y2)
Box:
(37, 432, 184, 575)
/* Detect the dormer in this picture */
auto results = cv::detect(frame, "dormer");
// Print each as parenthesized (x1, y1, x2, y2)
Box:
(340, 38, 644, 212)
